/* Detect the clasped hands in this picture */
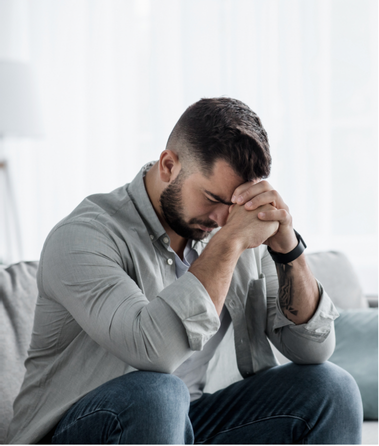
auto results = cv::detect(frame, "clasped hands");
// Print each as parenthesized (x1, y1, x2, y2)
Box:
(225, 180, 298, 253)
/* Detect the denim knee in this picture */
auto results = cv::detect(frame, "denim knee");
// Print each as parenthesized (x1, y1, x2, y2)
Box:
(302, 362, 363, 438)
(274, 361, 363, 444)
(117, 371, 193, 443)
(52, 371, 193, 444)
(122, 371, 191, 414)
(306, 362, 362, 410)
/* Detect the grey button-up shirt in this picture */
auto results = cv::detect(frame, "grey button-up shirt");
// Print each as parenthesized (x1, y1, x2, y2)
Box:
(7, 163, 339, 444)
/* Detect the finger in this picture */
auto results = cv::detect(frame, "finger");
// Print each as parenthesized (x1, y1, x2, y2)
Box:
(245, 190, 288, 212)
(257, 208, 291, 225)
(231, 180, 273, 204)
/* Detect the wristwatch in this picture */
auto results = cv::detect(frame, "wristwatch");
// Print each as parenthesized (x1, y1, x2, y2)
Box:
(267, 230, 307, 264)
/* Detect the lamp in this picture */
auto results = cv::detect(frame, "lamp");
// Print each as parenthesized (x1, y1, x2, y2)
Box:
(0, 60, 44, 263)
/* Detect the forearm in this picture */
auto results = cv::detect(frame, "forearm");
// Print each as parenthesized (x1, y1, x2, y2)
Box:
(189, 230, 244, 315)
(275, 253, 320, 324)
(189, 204, 279, 315)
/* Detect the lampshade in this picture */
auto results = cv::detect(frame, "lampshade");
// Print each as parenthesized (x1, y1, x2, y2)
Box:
(0, 60, 44, 137)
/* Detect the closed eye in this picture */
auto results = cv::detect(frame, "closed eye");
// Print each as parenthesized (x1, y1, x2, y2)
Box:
(206, 197, 219, 204)
(204, 190, 234, 206)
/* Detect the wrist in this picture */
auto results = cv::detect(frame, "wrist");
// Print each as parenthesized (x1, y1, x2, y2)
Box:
(213, 226, 246, 257)
(268, 230, 307, 264)
(268, 228, 298, 254)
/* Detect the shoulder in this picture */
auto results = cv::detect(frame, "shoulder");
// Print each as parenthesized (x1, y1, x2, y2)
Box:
(40, 185, 144, 268)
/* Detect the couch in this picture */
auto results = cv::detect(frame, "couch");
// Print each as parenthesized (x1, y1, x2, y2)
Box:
(0, 251, 377, 444)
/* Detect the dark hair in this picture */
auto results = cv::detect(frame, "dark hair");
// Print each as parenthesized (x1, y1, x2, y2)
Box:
(167, 97, 271, 182)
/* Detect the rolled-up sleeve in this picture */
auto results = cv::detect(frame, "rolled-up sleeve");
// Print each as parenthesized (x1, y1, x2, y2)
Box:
(272, 280, 339, 342)
(262, 246, 339, 364)
(39, 219, 219, 374)
(158, 273, 220, 350)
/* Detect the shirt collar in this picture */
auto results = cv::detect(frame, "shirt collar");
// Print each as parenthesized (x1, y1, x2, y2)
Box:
(127, 161, 166, 242)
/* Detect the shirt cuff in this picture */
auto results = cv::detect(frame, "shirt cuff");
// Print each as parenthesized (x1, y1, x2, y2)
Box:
(157, 271, 220, 351)
(273, 280, 340, 342)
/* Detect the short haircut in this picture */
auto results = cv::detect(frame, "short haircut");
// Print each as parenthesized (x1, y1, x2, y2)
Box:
(166, 97, 271, 182)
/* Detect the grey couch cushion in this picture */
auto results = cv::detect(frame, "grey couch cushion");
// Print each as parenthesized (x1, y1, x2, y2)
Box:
(306, 251, 368, 310)
(0, 261, 39, 444)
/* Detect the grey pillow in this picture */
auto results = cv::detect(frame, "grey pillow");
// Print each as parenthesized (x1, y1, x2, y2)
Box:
(0, 261, 39, 444)
(305, 251, 368, 310)
(329, 308, 378, 420)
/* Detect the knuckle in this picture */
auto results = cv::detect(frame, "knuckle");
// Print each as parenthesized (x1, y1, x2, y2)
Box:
(261, 180, 272, 190)
(261, 203, 275, 212)
(237, 181, 253, 193)
(232, 186, 243, 197)
(249, 197, 259, 207)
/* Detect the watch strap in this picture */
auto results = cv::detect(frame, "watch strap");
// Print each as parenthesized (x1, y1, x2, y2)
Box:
(267, 230, 307, 264)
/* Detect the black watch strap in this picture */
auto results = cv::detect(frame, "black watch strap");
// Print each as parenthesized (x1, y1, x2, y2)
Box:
(267, 230, 307, 264)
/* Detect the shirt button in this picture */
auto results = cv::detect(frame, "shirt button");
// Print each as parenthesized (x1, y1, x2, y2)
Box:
(149, 234, 154, 240)
(167, 258, 173, 266)
(163, 237, 169, 244)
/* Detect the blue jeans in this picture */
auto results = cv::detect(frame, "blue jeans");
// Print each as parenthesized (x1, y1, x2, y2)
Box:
(49, 362, 363, 444)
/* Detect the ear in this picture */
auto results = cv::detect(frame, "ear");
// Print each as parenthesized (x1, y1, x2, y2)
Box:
(159, 150, 181, 183)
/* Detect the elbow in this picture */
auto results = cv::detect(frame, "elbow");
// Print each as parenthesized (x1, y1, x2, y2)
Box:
(129, 357, 179, 375)
(289, 348, 334, 365)
(118, 325, 192, 374)
(108, 301, 193, 373)
(123, 346, 186, 374)
(289, 333, 336, 365)
(275, 324, 336, 365)
(300, 337, 336, 365)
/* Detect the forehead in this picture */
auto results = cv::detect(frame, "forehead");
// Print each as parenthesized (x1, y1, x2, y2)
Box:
(186, 159, 246, 200)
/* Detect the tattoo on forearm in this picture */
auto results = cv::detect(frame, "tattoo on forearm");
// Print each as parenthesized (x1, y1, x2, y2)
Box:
(276, 262, 298, 317)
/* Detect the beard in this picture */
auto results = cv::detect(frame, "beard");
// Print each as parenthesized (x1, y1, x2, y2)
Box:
(159, 172, 218, 241)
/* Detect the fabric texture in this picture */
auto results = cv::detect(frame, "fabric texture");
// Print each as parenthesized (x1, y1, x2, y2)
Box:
(6, 163, 338, 444)
(49, 372, 193, 444)
(45, 363, 363, 444)
(0, 262, 39, 444)
(306, 251, 368, 310)
(170, 239, 232, 402)
(191, 362, 363, 444)
(329, 308, 378, 420)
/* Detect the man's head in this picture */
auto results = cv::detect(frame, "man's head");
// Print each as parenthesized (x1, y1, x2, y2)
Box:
(165, 97, 271, 181)
(157, 97, 272, 241)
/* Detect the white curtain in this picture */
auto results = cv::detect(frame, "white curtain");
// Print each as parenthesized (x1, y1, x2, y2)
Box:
(0, 0, 377, 293)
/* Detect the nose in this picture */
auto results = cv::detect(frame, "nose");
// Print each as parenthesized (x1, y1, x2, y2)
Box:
(208, 205, 230, 227)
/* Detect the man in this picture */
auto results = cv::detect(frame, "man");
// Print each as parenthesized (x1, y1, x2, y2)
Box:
(7, 97, 362, 444)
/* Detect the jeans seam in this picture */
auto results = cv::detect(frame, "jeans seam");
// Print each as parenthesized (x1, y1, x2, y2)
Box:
(52, 409, 123, 443)
(195, 414, 312, 444)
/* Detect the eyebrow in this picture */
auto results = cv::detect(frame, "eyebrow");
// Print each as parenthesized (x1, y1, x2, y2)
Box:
(204, 190, 234, 206)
